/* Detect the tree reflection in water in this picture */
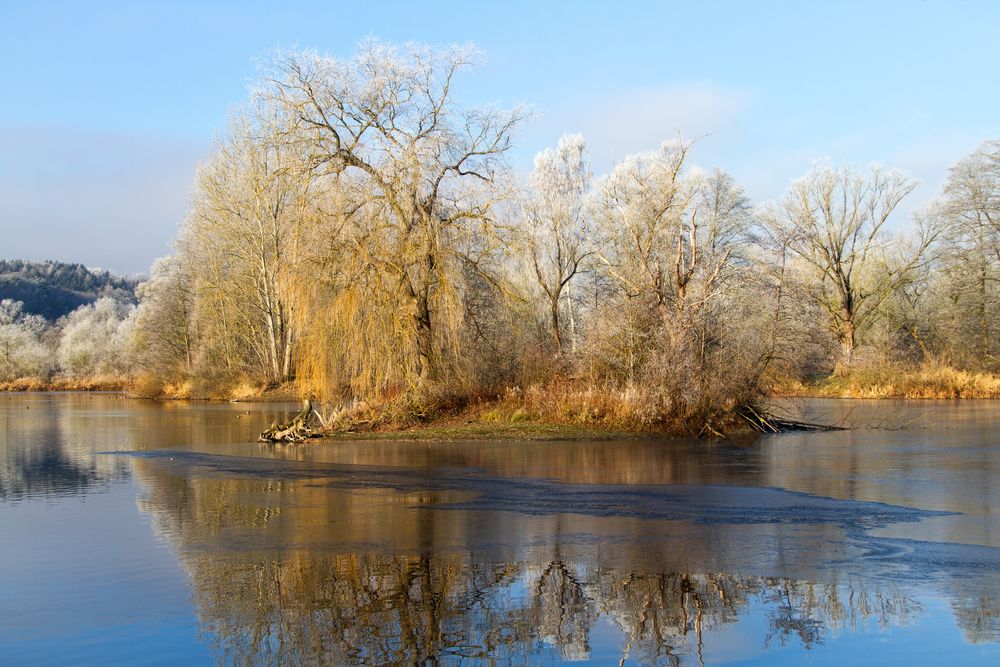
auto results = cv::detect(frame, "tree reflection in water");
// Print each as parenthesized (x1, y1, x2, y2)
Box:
(5, 396, 993, 661)
(167, 551, 930, 665)
(130, 455, 982, 665)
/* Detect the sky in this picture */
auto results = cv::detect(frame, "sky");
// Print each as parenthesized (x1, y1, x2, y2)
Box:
(2, 0, 998, 274)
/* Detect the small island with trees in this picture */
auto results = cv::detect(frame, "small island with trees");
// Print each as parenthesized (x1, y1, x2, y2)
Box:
(3, 40, 999, 439)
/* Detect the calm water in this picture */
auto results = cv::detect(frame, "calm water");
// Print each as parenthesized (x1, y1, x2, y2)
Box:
(1, 394, 997, 665)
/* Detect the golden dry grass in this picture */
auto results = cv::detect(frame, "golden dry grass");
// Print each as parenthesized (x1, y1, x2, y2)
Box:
(0, 376, 128, 392)
(328, 378, 750, 437)
(146, 378, 297, 401)
(775, 363, 1000, 399)
(1, 373, 300, 403)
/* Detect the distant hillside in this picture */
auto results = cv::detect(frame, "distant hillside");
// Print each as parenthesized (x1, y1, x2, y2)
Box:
(0, 259, 140, 321)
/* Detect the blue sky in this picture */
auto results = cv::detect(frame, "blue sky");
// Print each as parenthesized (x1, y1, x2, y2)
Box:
(2, 0, 998, 274)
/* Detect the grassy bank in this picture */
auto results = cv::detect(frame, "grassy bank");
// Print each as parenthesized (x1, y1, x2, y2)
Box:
(0, 375, 299, 401)
(129, 377, 299, 402)
(0, 376, 128, 392)
(322, 421, 657, 442)
(311, 381, 755, 441)
(773, 363, 1000, 399)
(1, 375, 732, 439)
(9, 364, 999, 444)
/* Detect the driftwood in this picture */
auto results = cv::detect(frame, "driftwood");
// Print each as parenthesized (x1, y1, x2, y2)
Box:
(259, 399, 321, 443)
(738, 404, 844, 433)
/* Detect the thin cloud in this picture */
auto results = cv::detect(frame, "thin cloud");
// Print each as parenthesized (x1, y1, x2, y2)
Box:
(521, 83, 752, 172)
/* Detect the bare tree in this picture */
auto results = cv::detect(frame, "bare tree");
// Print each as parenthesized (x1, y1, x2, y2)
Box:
(522, 134, 593, 355)
(593, 140, 694, 328)
(593, 141, 748, 343)
(767, 164, 934, 373)
(937, 141, 1000, 365)
(132, 256, 198, 376)
(260, 41, 523, 390)
(182, 112, 305, 384)
(57, 297, 135, 379)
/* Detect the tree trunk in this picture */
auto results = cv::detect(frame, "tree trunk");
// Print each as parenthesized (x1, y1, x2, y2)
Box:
(281, 321, 293, 382)
(910, 326, 932, 363)
(265, 309, 280, 382)
(549, 296, 563, 355)
(980, 262, 990, 361)
(834, 321, 856, 376)
(413, 290, 436, 384)
(567, 283, 578, 354)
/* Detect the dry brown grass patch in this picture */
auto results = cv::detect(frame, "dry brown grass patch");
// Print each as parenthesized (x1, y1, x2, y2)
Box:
(776, 363, 1000, 399)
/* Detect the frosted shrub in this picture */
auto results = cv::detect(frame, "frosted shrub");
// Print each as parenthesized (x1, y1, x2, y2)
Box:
(0, 323, 52, 380)
(57, 298, 135, 378)
(0, 299, 54, 380)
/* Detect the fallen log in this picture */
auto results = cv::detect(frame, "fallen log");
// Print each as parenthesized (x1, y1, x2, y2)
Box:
(737, 404, 845, 433)
(259, 399, 321, 443)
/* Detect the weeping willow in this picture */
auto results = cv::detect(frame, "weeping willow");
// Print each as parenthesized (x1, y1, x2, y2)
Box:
(286, 188, 497, 406)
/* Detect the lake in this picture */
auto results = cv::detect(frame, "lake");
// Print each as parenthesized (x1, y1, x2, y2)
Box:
(1, 393, 997, 665)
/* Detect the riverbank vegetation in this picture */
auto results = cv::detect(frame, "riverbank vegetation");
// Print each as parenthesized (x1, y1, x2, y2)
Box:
(775, 363, 1000, 399)
(3, 40, 999, 433)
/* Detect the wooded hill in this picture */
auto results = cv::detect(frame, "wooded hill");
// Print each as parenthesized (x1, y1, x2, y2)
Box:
(0, 259, 139, 321)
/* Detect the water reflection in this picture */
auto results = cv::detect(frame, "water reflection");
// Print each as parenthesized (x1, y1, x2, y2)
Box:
(169, 552, 930, 665)
(0, 392, 294, 500)
(130, 443, 998, 664)
(0, 394, 126, 498)
(1, 394, 998, 663)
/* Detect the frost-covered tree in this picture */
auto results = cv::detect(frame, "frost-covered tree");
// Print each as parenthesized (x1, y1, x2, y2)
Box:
(582, 140, 762, 426)
(0, 299, 52, 380)
(132, 256, 199, 377)
(766, 164, 935, 373)
(593, 141, 751, 340)
(260, 40, 523, 392)
(181, 113, 304, 384)
(522, 134, 594, 355)
(0, 299, 25, 325)
(57, 297, 135, 378)
(933, 140, 1000, 367)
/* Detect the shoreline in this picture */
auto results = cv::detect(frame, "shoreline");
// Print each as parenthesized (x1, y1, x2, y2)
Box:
(772, 371, 1000, 399)
(318, 422, 676, 442)
(5, 382, 1000, 402)
(0, 378, 300, 402)
(5, 370, 1000, 443)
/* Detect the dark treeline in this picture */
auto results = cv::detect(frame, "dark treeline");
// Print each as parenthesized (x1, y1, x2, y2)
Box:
(0, 259, 138, 320)
(6, 41, 1000, 428)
